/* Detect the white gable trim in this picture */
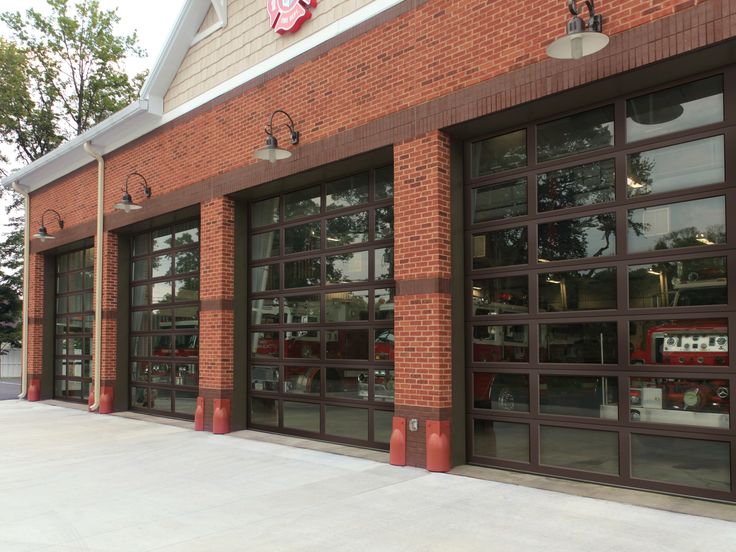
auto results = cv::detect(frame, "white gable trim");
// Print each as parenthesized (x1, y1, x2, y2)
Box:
(192, 0, 228, 46)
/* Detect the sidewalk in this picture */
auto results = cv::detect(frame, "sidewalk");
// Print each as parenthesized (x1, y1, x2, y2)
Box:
(1, 400, 734, 551)
(0, 379, 20, 401)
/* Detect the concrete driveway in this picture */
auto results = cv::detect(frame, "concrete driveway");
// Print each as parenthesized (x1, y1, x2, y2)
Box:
(0, 379, 20, 400)
(1, 400, 735, 552)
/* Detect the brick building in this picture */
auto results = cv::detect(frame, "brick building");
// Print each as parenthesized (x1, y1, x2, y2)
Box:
(3, 0, 736, 502)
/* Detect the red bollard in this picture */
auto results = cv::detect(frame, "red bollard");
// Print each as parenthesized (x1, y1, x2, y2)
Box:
(426, 420, 451, 472)
(213, 398, 231, 434)
(99, 386, 114, 414)
(27, 377, 41, 402)
(194, 397, 205, 431)
(389, 417, 406, 466)
(87, 385, 95, 408)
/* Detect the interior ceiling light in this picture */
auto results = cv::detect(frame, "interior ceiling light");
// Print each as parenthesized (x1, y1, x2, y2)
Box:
(647, 268, 662, 276)
(547, 0, 609, 60)
(33, 209, 64, 242)
(627, 176, 645, 189)
(254, 109, 300, 163)
(115, 172, 152, 213)
(696, 233, 714, 245)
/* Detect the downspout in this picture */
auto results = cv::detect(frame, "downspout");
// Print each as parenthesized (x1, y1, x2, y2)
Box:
(83, 141, 104, 411)
(11, 181, 30, 399)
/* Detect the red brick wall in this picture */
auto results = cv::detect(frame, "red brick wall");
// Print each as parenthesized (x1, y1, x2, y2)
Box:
(99, 232, 117, 387)
(26, 253, 46, 378)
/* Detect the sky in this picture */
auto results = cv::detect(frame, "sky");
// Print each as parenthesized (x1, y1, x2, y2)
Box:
(0, 0, 187, 237)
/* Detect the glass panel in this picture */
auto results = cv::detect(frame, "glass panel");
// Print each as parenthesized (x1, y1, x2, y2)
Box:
(251, 297, 280, 325)
(251, 231, 280, 260)
(55, 379, 66, 397)
(538, 213, 616, 261)
(83, 315, 93, 332)
(284, 330, 321, 359)
(326, 173, 369, 210)
(131, 361, 148, 382)
(132, 259, 148, 281)
(175, 278, 199, 302)
(152, 335, 172, 357)
(132, 285, 149, 306)
(251, 331, 280, 358)
(629, 318, 728, 367)
(473, 373, 529, 412)
(131, 386, 149, 408)
(374, 410, 393, 444)
(325, 406, 368, 440)
(174, 364, 198, 387)
(251, 397, 279, 426)
(284, 295, 320, 324)
(83, 292, 93, 313)
(627, 136, 724, 197)
(133, 234, 149, 256)
(540, 375, 618, 419)
(57, 253, 69, 272)
(68, 272, 83, 292)
(284, 366, 321, 395)
(537, 105, 614, 162)
(471, 129, 527, 177)
(626, 75, 724, 142)
(150, 388, 172, 412)
(284, 258, 320, 288)
(473, 420, 529, 463)
(627, 196, 725, 253)
(174, 307, 198, 329)
(326, 212, 368, 247)
(131, 311, 148, 332)
(375, 207, 393, 240)
(67, 360, 82, 378)
(251, 264, 280, 292)
(175, 249, 199, 274)
(68, 316, 83, 333)
(83, 269, 93, 290)
(374, 166, 393, 200)
(629, 256, 727, 308)
(630, 377, 729, 428)
(472, 325, 529, 362)
(150, 363, 171, 384)
(374, 329, 394, 361)
(57, 273, 68, 294)
(326, 290, 369, 322)
(374, 288, 395, 321)
(326, 329, 369, 360)
(326, 251, 369, 284)
(55, 317, 67, 334)
(472, 276, 528, 315)
(325, 368, 368, 400)
(174, 223, 199, 246)
(175, 391, 198, 415)
(375, 247, 394, 281)
(252, 197, 280, 227)
(251, 365, 279, 392)
(84, 248, 94, 268)
(68, 295, 83, 313)
(175, 335, 198, 357)
(67, 380, 82, 400)
(539, 267, 617, 311)
(82, 360, 92, 378)
(472, 227, 527, 269)
(151, 309, 173, 330)
(152, 228, 172, 252)
(631, 434, 730, 491)
(56, 296, 67, 314)
(471, 178, 527, 223)
(540, 426, 619, 475)
(284, 222, 321, 254)
(537, 158, 615, 212)
(374, 369, 394, 402)
(283, 401, 320, 433)
(151, 254, 173, 278)
(152, 282, 172, 304)
(130, 336, 148, 358)
(68, 250, 83, 270)
(285, 186, 321, 220)
(540, 322, 618, 363)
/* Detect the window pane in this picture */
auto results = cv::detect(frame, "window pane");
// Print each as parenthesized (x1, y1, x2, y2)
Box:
(375, 247, 394, 280)
(174, 250, 199, 275)
(285, 186, 321, 220)
(537, 105, 614, 162)
(283, 401, 320, 433)
(471, 129, 527, 177)
(251, 230, 280, 260)
(152, 228, 172, 252)
(251, 397, 279, 426)
(152, 335, 172, 357)
(627, 136, 724, 197)
(375, 207, 394, 240)
(284, 295, 319, 324)
(374, 410, 393, 444)
(251, 365, 279, 392)
(326, 251, 369, 284)
(472, 276, 528, 316)
(540, 375, 618, 419)
(538, 213, 616, 261)
(152, 282, 172, 304)
(538, 267, 617, 312)
(326, 212, 368, 247)
(629, 318, 727, 367)
(626, 75, 724, 142)
(472, 325, 529, 362)
(326, 329, 369, 360)
(540, 426, 619, 475)
(175, 364, 197, 387)
(285, 366, 321, 395)
(374, 328, 394, 361)
(68, 250, 83, 270)
(629, 256, 726, 308)
(151, 309, 173, 330)
(151, 254, 173, 278)
(251, 331, 280, 358)
(473, 420, 529, 463)
(374, 166, 394, 200)
(326, 173, 369, 210)
(473, 373, 529, 412)
(175, 391, 198, 415)
(284, 330, 321, 359)
(131, 361, 148, 382)
(538, 158, 615, 212)
(132, 259, 148, 281)
(540, 322, 617, 363)
(251, 264, 280, 293)
(326, 290, 369, 322)
(472, 227, 527, 269)
(133, 234, 149, 256)
(374, 288, 395, 321)
(174, 307, 198, 330)
(252, 197, 280, 227)
(284, 258, 320, 288)
(631, 434, 730, 491)
(325, 368, 368, 401)
(471, 178, 527, 223)
(131, 311, 148, 332)
(175, 335, 198, 357)
(68, 272, 83, 292)
(285, 222, 321, 254)
(174, 223, 199, 246)
(627, 196, 725, 254)
(175, 278, 199, 302)
(325, 406, 368, 440)
(132, 285, 149, 307)
(374, 369, 394, 402)
(150, 363, 171, 384)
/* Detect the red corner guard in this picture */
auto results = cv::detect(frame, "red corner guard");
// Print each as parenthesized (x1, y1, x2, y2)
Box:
(194, 397, 205, 431)
(213, 398, 231, 434)
(426, 420, 451, 472)
(99, 386, 114, 414)
(389, 416, 406, 466)
(27, 377, 41, 402)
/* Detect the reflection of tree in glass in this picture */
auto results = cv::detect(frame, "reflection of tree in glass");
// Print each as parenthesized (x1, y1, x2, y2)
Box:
(327, 211, 368, 246)
(539, 214, 616, 261)
(326, 174, 369, 209)
(474, 130, 526, 176)
(376, 248, 394, 280)
(537, 106, 614, 162)
(285, 187, 321, 219)
(176, 249, 200, 274)
(653, 224, 725, 250)
(375, 207, 394, 239)
(626, 153, 656, 196)
(176, 278, 200, 301)
(538, 159, 615, 211)
(326, 252, 355, 283)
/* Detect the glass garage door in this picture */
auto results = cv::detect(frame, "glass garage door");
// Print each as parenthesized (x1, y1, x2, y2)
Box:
(465, 71, 736, 501)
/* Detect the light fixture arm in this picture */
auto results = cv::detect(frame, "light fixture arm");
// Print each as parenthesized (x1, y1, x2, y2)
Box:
(123, 171, 152, 199)
(567, 0, 603, 32)
(265, 109, 300, 145)
(39, 209, 64, 231)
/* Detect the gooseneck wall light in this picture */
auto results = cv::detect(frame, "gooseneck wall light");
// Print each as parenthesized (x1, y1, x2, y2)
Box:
(254, 109, 300, 163)
(547, 0, 609, 60)
(33, 209, 64, 242)
(115, 172, 152, 213)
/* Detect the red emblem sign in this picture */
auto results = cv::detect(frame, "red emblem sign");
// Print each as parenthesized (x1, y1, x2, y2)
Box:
(267, 0, 317, 34)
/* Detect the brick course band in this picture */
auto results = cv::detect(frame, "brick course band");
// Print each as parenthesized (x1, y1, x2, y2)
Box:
(396, 277, 451, 296)
(200, 298, 235, 312)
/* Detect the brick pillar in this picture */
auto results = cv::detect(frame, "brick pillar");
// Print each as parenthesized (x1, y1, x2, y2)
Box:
(393, 130, 453, 469)
(96, 231, 118, 412)
(199, 196, 235, 432)
(26, 252, 46, 401)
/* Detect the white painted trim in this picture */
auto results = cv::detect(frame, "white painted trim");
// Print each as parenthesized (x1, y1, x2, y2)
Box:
(191, 0, 228, 46)
(192, 21, 225, 46)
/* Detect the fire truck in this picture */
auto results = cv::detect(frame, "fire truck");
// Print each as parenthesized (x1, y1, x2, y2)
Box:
(472, 325, 529, 363)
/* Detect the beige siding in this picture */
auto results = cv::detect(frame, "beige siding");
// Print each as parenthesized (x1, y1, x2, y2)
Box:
(165, 0, 361, 112)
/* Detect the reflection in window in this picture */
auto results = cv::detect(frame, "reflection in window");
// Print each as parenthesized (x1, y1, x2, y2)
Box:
(472, 227, 528, 269)
(629, 318, 727, 367)
(374, 328, 394, 360)
(151, 255, 173, 278)
(374, 369, 394, 402)
(471, 129, 527, 178)
(538, 267, 616, 312)
(472, 325, 529, 362)
(374, 288, 394, 320)
(152, 228, 172, 251)
(152, 282, 172, 304)
(285, 186, 320, 220)
(629, 256, 726, 308)
(175, 250, 199, 274)
(251, 397, 279, 426)
(283, 401, 320, 432)
(284, 295, 319, 324)
(472, 276, 528, 315)
(325, 405, 368, 440)
(540, 426, 619, 475)
(375, 166, 394, 200)
(174, 223, 199, 246)
(284, 330, 321, 359)
(326, 251, 369, 284)
(537, 105, 614, 162)
(251, 231, 280, 260)
(251, 365, 279, 392)
(471, 178, 527, 223)
(540, 375, 618, 419)
(627, 196, 725, 254)
(250, 331, 279, 358)
(325, 368, 368, 401)
(538, 213, 616, 262)
(326, 211, 368, 247)
(252, 197, 280, 227)
(473, 373, 529, 411)
(473, 420, 530, 463)
(538, 159, 615, 212)
(540, 322, 617, 363)
(251, 264, 279, 292)
(326, 290, 369, 322)
(626, 136, 724, 197)
(326, 173, 369, 210)
(375, 206, 394, 240)
(326, 329, 369, 360)
(285, 366, 321, 394)
(285, 221, 320, 254)
(175, 278, 199, 302)
(174, 335, 198, 357)
(375, 247, 394, 280)
(284, 258, 320, 288)
(251, 298, 280, 325)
